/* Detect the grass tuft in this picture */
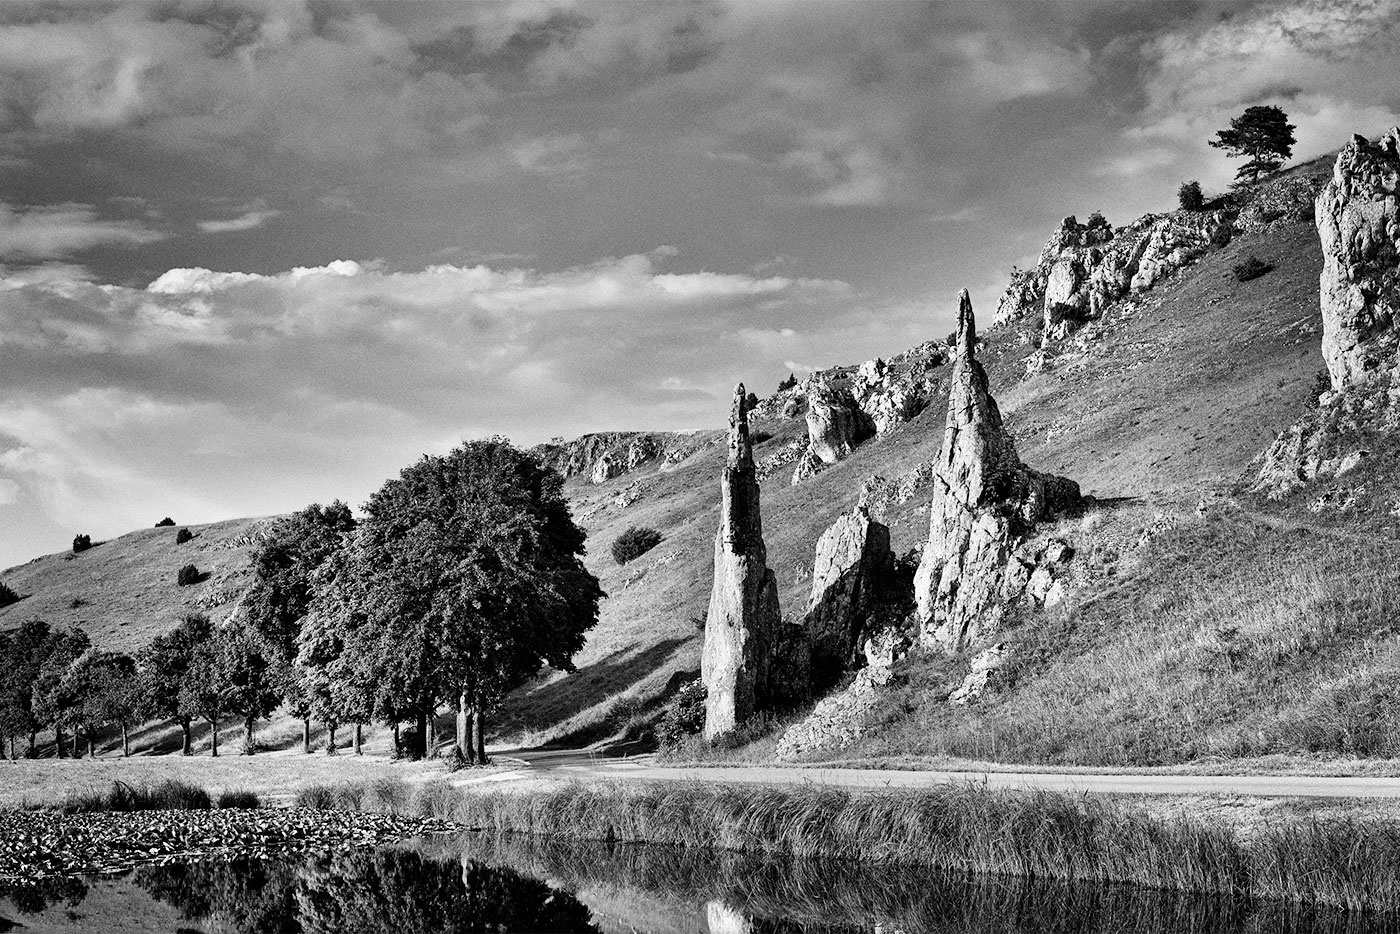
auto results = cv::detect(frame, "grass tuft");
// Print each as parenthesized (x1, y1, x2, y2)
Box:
(60, 779, 213, 813)
(215, 788, 260, 809)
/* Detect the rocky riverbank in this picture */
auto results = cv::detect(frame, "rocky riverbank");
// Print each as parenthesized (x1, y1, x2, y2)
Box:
(0, 807, 457, 879)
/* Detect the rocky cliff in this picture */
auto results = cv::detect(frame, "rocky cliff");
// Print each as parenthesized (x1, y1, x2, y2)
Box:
(1254, 129, 1400, 500)
(701, 384, 783, 739)
(913, 291, 1083, 651)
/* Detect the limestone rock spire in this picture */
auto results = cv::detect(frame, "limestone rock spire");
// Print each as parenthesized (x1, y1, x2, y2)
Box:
(913, 291, 1082, 651)
(702, 384, 782, 739)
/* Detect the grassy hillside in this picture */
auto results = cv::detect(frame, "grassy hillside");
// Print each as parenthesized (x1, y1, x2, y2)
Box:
(501, 159, 1335, 750)
(0, 517, 271, 655)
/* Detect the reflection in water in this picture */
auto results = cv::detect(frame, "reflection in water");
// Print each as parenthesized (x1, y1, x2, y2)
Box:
(133, 848, 599, 933)
(1, 832, 1398, 933)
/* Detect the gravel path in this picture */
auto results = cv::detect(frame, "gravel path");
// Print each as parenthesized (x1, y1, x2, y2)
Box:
(0, 808, 457, 880)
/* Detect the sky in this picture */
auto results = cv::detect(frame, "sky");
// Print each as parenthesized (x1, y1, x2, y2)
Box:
(1, 0, 1399, 568)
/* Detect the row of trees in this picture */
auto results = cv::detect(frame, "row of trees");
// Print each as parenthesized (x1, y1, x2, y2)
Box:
(0, 613, 280, 759)
(1, 438, 603, 764)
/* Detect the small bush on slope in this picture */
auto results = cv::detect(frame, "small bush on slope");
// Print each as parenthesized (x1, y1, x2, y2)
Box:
(843, 510, 1400, 766)
(176, 564, 200, 586)
(611, 526, 662, 565)
(0, 581, 18, 608)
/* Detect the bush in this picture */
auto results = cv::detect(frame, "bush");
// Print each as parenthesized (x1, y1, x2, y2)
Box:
(72, 534, 91, 554)
(750, 430, 773, 445)
(177, 563, 200, 586)
(155, 517, 175, 527)
(1233, 256, 1274, 282)
(611, 526, 662, 565)
(656, 679, 707, 749)
(215, 788, 261, 809)
(1086, 210, 1110, 229)
(744, 391, 759, 411)
(0, 581, 18, 608)
(1178, 180, 1204, 211)
(777, 373, 798, 392)
(175, 528, 193, 544)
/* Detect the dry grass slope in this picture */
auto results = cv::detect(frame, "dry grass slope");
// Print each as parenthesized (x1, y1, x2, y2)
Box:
(0, 516, 273, 655)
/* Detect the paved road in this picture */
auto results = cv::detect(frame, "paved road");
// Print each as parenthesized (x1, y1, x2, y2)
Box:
(508, 750, 1400, 798)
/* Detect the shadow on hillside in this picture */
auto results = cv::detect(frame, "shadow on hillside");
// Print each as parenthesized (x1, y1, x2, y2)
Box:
(501, 636, 693, 749)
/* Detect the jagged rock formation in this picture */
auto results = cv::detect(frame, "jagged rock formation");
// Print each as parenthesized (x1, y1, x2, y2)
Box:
(533, 432, 706, 485)
(996, 209, 1233, 364)
(701, 384, 783, 739)
(752, 343, 945, 486)
(1254, 129, 1400, 496)
(914, 291, 1083, 651)
(1317, 129, 1400, 392)
(803, 505, 893, 685)
(791, 379, 874, 484)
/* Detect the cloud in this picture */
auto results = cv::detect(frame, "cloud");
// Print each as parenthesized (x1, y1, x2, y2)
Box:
(197, 208, 282, 234)
(0, 252, 861, 553)
(0, 202, 163, 259)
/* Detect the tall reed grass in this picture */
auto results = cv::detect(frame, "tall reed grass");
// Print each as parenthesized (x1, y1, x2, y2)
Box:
(59, 779, 214, 813)
(296, 777, 1400, 911)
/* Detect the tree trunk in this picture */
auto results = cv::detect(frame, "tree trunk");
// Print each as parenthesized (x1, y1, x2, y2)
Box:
(6, 734, 13, 760)
(209, 717, 219, 757)
(392, 720, 400, 755)
(353, 722, 362, 756)
(244, 714, 256, 755)
(70, 731, 79, 759)
(457, 693, 471, 764)
(55, 725, 65, 759)
(415, 708, 428, 760)
(181, 718, 192, 756)
(302, 717, 311, 754)
(327, 721, 338, 755)
(121, 723, 130, 758)
(473, 702, 488, 766)
(86, 727, 95, 759)
(28, 731, 36, 758)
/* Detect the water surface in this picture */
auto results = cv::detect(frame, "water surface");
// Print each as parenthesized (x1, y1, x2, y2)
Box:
(1, 832, 1392, 933)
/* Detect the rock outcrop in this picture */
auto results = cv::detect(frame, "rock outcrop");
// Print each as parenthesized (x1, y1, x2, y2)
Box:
(791, 379, 874, 483)
(914, 291, 1083, 651)
(701, 384, 782, 740)
(773, 630, 903, 762)
(995, 210, 1233, 352)
(803, 505, 894, 686)
(1254, 129, 1400, 497)
(1317, 128, 1400, 392)
(753, 343, 945, 486)
(533, 432, 706, 485)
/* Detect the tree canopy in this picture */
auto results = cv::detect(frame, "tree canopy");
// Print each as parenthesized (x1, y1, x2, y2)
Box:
(1209, 105, 1296, 184)
(298, 437, 602, 760)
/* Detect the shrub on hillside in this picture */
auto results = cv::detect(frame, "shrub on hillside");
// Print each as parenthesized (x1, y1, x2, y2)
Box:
(745, 391, 759, 411)
(1232, 256, 1273, 282)
(72, 534, 91, 554)
(1178, 180, 1204, 211)
(611, 526, 662, 565)
(175, 528, 193, 544)
(177, 563, 201, 586)
(655, 679, 706, 750)
(777, 373, 798, 392)
(750, 430, 773, 445)
(155, 517, 175, 527)
(1086, 210, 1110, 229)
(0, 581, 18, 608)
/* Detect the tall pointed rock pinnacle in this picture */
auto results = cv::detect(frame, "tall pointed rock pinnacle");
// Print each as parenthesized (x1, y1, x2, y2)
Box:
(702, 383, 782, 739)
(913, 292, 1082, 651)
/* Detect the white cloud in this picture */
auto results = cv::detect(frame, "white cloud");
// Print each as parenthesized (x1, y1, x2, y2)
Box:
(0, 202, 163, 258)
(197, 208, 282, 234)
